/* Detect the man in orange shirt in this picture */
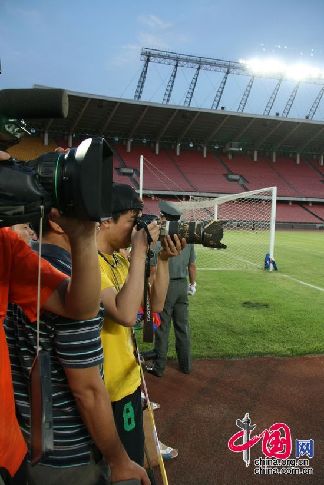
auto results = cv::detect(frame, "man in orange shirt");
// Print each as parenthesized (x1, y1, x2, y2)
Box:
(0, 150, 101, 484)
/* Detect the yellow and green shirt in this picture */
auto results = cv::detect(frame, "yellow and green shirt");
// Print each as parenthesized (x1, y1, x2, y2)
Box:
(99, 252, 140, 402)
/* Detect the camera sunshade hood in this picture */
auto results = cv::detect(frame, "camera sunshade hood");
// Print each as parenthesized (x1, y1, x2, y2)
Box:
(54, 137, 113, 220)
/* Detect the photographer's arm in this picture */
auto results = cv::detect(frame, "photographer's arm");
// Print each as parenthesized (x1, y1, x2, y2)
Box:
(64, 366, 149, 484)
(101, 246, 146, 326)
(101, 223, 159, 326)
(44, 213, 100, 320)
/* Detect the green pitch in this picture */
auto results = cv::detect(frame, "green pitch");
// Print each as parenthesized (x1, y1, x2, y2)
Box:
(163, 230, 324, 359)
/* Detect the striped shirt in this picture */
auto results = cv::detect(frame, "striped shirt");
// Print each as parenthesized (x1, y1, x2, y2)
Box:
(4, 243, 104, 467)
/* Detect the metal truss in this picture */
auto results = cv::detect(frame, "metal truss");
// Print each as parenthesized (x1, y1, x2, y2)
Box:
(134, 55, 150, 100)
(211, 69, 229, 109)
(263, 79, 282, 116)
(282, 82, 300, 117)
(163, 61, 178, 104)
(237, 76, 254, 112)
(184, 66, 201, 107)
(140, 48, 242, 74)
(139, 48, 324, 84)
(306, 86, 324, 119)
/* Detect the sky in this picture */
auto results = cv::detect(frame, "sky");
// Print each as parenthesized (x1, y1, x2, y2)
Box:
(1, 0, 324, 119)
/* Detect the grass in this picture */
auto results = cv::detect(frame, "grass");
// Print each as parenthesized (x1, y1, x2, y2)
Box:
(140, 230, 324, 359)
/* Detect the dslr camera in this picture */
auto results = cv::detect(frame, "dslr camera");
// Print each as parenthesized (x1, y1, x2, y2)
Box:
(136, 214, 227, 249)
(0, 88, 113, 226)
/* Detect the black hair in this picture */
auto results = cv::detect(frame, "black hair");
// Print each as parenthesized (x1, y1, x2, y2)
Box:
(111, 208, 141, 223)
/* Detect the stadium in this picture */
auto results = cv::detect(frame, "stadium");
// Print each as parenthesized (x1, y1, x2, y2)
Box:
(3, 40, 324, 484)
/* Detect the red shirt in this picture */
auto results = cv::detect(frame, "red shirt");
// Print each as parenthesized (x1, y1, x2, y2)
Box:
(0, 228, 67, 476)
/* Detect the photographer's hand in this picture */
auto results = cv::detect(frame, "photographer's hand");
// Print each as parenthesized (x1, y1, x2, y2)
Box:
(131, 220, 160, 252)
(0, 151, 10, 161)
(159, 234, 186, 261)
(110, 458, 150, 485)
(49, 208, 97, 240)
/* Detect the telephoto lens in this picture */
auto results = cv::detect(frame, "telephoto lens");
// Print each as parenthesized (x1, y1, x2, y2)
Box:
(137, 214, 226, 248)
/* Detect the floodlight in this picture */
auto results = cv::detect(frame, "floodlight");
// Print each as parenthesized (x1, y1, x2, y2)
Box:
(240, 57, 324, 81)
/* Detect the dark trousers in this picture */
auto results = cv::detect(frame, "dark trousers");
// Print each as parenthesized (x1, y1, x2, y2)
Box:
(0, 456, 27, 485)
(26, 452, 109, 485)
(112, 387, 144, 466)
(154, 278, 192, 374)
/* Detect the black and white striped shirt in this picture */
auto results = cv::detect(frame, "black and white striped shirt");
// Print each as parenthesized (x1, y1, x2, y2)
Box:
(4, 243, 104, 467)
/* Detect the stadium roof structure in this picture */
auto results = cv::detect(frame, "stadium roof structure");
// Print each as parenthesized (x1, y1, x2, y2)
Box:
(29, 86, 324, 156)
(134, 48, 324, 117)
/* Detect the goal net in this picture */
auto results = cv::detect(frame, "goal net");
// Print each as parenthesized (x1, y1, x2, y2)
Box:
(138, 154, 277, 272)
(171, 187, 277, 271)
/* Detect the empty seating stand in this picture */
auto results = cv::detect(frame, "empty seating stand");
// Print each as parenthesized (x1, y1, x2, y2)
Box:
(116, 146, 192, 192)
(113, 146, 324, 224)
(225, 154, 297, 197)
(274, 157, 324, 198)
(169, 150, 239, 193)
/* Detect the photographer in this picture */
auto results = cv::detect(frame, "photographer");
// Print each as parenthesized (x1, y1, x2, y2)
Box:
(97, 183, 184, 467)
(0, 150, 101, 484)
(5, 216, 149, 485)
(149, 201, 197, 378)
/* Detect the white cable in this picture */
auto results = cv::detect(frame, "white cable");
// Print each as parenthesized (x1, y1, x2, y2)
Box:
(36, 206, 44, 354)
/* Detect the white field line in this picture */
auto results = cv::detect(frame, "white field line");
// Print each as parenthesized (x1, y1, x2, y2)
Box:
(279, 273, 324, 292)
(198, 265, 324, 292)
(197, 267, 238, 271)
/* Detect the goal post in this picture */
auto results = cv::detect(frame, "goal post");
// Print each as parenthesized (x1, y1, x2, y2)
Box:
(171, 186, 277, 272)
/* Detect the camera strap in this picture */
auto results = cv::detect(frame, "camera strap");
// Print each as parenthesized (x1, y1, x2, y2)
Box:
(29, 206, 54, 465)
(143, 247, 154, 343)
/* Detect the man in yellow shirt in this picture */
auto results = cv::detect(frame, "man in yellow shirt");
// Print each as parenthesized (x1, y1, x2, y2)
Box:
(97, 183, 183, 466)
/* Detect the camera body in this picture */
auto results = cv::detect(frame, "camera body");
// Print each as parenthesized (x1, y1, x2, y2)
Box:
(136, 214, 158, 230)
(0, 89, 114, 226)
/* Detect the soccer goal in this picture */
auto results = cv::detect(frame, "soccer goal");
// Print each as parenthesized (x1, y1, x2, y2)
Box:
(138, 155, 277, 271)
(170, 187, 277, 271)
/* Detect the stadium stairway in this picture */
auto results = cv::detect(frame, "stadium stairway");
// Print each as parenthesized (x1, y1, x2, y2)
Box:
(164, 150, 198, 191)
(307, 159, 324, 178)
(301, 203, 324, 222)
(276, 202, 320, 223)
(214, 154, 249, 191)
